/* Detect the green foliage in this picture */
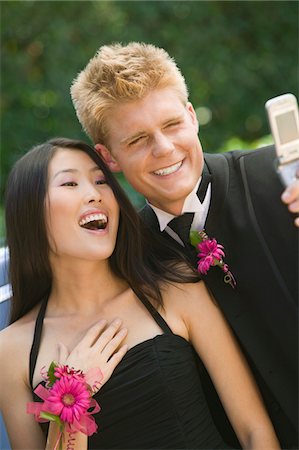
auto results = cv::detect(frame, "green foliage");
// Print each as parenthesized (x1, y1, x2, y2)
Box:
(0, 0, 297, 217)
(190, 230, 203, 249)
(39, 411, 63, 428)
(115, 172, 145, 209)
(47, 361, 58, 387)
(217, 134, 273, 153)
(0, 206, 4, 246)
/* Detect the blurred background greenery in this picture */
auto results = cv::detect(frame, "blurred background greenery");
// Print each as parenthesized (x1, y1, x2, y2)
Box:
(0, 0, 298, 243)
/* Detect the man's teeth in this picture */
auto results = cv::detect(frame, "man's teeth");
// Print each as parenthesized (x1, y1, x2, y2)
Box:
(154, 161, 182, 176)
(79, 213, 107, 226)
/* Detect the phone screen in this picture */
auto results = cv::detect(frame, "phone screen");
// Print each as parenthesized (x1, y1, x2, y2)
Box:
(275, 110, 299, 145)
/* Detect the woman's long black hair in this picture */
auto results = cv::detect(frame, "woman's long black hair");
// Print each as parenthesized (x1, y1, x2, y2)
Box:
(5, 138, 199, 324)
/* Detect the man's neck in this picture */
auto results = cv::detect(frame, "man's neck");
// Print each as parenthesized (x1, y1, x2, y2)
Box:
(147, 178, 202, 231)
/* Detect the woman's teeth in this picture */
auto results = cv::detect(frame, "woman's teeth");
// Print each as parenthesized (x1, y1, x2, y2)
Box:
(79, 213, 108, 230)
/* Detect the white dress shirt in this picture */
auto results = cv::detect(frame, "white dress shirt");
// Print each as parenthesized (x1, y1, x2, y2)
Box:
(148, 177, 211, 247)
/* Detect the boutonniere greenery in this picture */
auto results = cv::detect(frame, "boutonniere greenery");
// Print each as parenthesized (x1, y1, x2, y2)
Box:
(190, 230, 236, 289)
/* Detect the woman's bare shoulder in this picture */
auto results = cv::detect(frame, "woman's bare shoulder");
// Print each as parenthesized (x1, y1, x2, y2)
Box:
(0, 304, 40, 364)
(160, 280, 214, 340)
(162, 279, 210, 308)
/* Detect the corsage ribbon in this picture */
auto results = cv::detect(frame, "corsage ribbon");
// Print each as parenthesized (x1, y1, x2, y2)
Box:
(27, 362, 103, 450)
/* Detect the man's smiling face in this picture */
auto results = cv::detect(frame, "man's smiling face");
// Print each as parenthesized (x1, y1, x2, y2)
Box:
(101, 88, 204, 216)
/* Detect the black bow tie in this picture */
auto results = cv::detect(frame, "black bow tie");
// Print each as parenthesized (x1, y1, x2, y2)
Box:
(168, 212, 195, 247)
(167, 164, 211, 247)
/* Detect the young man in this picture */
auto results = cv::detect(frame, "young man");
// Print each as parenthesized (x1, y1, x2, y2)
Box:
(71, 42, 298, 448)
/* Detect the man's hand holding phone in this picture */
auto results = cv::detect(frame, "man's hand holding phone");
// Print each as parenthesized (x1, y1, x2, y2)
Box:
(281, 174, 299, 227)
(266, 93, 299, 227)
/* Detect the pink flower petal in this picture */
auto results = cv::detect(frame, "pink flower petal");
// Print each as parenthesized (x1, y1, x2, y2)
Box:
(27, 363, 101, 436)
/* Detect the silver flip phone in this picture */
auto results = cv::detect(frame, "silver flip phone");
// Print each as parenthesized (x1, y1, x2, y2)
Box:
(265, 93, 299, 186)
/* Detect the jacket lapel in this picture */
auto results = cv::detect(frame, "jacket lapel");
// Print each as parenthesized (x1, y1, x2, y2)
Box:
(203, 153, 230, 235)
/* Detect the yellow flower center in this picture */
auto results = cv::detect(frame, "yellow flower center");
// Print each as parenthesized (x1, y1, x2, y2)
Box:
(62, 393, 75, 406)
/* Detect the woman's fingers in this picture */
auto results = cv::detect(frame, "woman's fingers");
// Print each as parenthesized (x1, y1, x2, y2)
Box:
(62, 319, 128, 383)
(108, 344, 128, 367)
(100, 327, 128, 359)
(77, 318, 123, 350)
(93, 319, 124, 352)
(78, 319, 108, 348)
(101, 344, 128, 383)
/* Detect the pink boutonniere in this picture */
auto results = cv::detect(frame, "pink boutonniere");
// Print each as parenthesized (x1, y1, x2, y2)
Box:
(190, 230, 236, 289)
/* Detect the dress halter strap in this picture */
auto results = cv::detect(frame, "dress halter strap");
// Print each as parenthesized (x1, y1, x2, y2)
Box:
(29, 295, 49, 389)
(29, 293, 173, 388)
(136, 294, 173, 335)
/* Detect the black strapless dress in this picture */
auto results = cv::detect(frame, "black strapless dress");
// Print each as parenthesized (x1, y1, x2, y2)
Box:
(30, 297, 231, 449)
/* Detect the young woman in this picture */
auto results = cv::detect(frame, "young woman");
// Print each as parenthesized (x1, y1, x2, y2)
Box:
(0, 138, 280, 449)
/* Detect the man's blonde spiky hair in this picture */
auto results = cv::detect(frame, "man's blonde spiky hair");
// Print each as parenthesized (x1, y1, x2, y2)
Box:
(71, 42, 189, 144)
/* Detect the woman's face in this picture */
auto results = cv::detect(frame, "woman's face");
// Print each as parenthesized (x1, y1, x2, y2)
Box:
(45, 148, 120, 264)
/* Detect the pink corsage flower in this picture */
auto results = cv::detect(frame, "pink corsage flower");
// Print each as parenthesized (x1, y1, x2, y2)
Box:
(190, 230, 236, 288)
(43, 376, 91, 424)
(27, 362, 103, 450)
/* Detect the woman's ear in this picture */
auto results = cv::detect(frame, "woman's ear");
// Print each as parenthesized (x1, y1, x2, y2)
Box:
(95, 144, 122, 172)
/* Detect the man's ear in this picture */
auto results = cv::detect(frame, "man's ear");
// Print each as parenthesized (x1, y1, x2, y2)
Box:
(95, 143, 121, 172)
(186, 102, 199, 133)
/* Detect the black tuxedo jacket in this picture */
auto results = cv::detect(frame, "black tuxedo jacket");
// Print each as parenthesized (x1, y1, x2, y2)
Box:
(140, 145, 298, 448)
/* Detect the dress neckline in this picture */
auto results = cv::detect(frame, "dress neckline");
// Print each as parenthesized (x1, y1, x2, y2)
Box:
(29, 292, 174, 389)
